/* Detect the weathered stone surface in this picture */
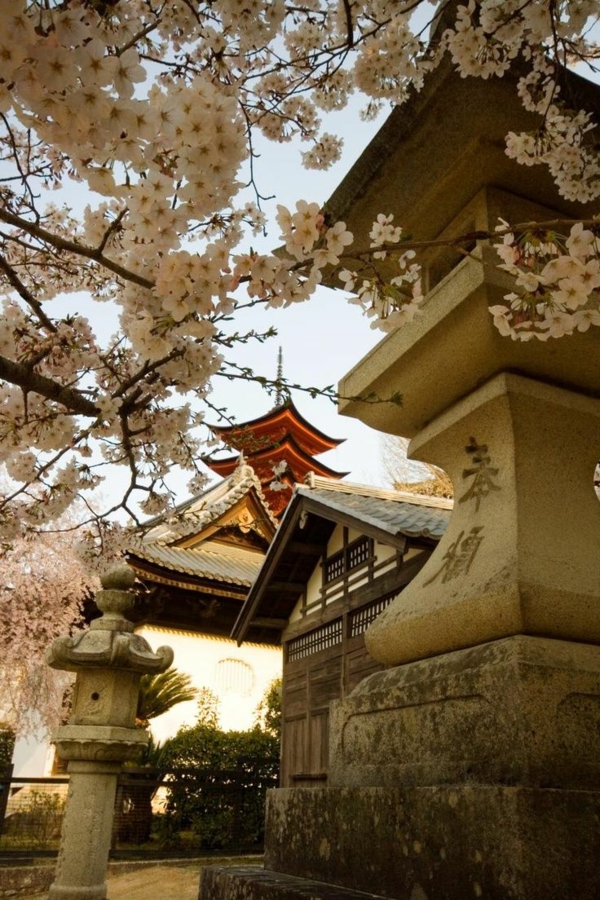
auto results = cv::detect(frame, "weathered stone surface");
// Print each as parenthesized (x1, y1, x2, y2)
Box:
(328, 635, 600, 790)
(48, 762, 121, 900)
(0, 864, 54, 899)
(360, 373, 600, 666)
(338, 254, 600, 440)
(263, 785, 600, 900)
(200, 865, 388, 900)
(336, 182, 600, 672)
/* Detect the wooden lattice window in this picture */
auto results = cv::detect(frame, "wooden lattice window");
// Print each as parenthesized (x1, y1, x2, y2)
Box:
(348, 538, 370, 569)
(287, 618, 343, 661)
(324, 536, 371, 584)
(350, 595, 397, 637)
(325, 551, 345, 583)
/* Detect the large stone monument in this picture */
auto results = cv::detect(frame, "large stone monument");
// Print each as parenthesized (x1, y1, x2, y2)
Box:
(46, 565, 173, 900)
(200, 46, 600, 900)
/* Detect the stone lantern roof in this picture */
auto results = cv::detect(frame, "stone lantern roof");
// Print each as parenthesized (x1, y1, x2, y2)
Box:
(321, 58, 600, 438)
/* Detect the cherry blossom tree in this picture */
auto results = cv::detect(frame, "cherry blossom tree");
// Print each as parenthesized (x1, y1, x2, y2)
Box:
(0, 526, 97, 736)
(0, 0, 598, 540)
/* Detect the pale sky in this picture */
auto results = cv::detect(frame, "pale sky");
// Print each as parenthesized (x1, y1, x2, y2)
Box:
(41, 99, 394, 522)
(204, 105, 391, 489)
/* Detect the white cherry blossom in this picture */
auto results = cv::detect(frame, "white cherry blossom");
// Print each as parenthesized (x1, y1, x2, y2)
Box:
(0, 0, 598, 534)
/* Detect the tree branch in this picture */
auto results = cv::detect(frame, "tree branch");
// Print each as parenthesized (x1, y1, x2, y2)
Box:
(0, 355, 100, 417)
(0, 209, 154, 290)
(0, 254, 57, 332)
(346, 219, 600, 260)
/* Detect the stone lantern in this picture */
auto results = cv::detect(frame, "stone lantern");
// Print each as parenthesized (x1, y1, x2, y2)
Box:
(200, 43, 600, 900)
(46, 565, 173, 900)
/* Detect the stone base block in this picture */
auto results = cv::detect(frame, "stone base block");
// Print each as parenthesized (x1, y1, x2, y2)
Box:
(328, 636, 600, 790)
(200, 866, 388, 900)
(48, 886, 106, 900)
(262, 784, 600, 900)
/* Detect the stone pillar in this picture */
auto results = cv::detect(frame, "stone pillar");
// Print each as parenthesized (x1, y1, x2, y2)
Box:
(201, 231, 600, 900)
(365, 371, 600, 666)
(46, 566, 173, 900)
(281, 248, 600, 900)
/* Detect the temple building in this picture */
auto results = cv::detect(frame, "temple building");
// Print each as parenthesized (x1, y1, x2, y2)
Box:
(233, 475, 451, 785)
(126, 399, 348, 737)
(128, 397, 452, 749)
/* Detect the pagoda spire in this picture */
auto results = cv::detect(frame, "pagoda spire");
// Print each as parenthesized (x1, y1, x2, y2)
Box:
(275, 346, 284, 407)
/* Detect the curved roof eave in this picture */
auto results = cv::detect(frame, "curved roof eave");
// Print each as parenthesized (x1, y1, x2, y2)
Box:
(207, 399, 345, 452)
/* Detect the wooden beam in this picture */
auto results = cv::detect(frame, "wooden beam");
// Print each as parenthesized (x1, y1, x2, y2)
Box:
(287, 541, 325, 556)
(267, 581, 305, 593)
(252, 616, 288, 629)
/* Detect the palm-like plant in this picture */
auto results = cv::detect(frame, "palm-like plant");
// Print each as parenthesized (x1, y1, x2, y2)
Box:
(116, 670, 197, 845)
(136, 668, 197, 728)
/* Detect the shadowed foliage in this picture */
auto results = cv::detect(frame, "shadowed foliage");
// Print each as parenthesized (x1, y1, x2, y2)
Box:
(136, 668, 197, 728)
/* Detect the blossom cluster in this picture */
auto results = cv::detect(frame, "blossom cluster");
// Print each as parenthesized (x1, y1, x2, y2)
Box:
(447, 2, 600, 203)
(490, 222, 600, 340)
(0, 525, 97, 736)
(0, 0, 597, 535)
(339, 214, 423, 331)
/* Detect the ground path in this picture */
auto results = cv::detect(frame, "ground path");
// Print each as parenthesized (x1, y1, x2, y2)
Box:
(107, 864, 201, 899)
(12, 856, 261, 900)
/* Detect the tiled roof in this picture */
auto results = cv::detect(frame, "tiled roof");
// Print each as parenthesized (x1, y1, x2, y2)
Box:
(141, 462, 277, 545)
(130, 460, 277, 588)
(131, 542, 264, 586)
(232, 476, 453, 642)
(298, 477, 452, 539)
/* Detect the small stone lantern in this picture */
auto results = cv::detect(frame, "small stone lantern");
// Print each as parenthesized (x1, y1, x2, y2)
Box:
(46, 564, 173, 900)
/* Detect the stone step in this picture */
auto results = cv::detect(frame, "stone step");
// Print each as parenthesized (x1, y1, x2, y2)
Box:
(199, 865, 391, 900)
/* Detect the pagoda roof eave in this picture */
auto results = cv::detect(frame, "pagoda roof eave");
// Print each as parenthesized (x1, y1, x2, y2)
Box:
(206, 433, 349, 482)
(211, 456, 350, 490)
(208, 400, 345, 455)
(210, 457, 350, 482)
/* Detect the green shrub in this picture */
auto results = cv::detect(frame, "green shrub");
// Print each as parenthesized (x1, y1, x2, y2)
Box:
(160, 724, 279, 850)
(4, 790, 65, 848)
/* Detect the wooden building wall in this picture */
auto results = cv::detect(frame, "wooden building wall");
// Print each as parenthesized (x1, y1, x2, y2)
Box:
(280, 532, 434, 787)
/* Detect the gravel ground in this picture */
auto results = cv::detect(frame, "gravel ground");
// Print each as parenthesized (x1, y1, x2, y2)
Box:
(13, 856, 262, 900)
(105, 864, 202, 899)
(15, 866, 199, 900)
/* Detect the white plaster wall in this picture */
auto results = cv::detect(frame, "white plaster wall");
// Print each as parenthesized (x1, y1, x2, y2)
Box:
(136, 626, 282, 741)
(377, 542, 397, 563)
(12, 730, 55, 777)
(289, 594, 306, 625)
(327, 524, 344, 554)
(7, 631, 281, 775)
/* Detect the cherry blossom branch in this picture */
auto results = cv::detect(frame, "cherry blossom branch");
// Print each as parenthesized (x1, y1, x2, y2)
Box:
(0, 355, 100, 417)
(0, 209, 154, 289)
(0, 253, 56, 332)
(217, 364, 402, 407)
(345, 219, 600, 260)
(0, 0, 596, 536)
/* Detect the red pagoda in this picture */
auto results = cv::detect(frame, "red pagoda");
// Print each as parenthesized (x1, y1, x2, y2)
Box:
(206, 400, 348, 516)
